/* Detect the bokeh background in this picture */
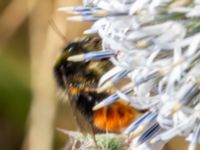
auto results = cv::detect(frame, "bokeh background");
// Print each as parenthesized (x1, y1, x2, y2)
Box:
(0, 0, 91, 150)
(0, 0, 194, 150)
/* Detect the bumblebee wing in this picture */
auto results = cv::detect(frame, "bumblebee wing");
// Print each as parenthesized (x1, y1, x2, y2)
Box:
(69, 100, 93, 134)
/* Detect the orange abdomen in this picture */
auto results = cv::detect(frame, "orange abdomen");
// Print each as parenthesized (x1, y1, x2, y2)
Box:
(93, 101, 137, 132)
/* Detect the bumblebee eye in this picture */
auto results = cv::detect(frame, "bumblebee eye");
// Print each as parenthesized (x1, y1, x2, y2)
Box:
(63, 42, 85, 53)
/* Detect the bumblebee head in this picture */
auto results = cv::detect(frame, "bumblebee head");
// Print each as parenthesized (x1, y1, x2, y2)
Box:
(53, 36, 102, 89)
(63, 36, 101, 53)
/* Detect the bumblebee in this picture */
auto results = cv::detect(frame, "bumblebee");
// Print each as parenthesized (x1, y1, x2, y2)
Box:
(54, 36, 137, 134)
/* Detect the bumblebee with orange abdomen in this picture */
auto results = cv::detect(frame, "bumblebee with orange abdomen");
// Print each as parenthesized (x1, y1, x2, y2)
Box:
(54, 35, 138, 133)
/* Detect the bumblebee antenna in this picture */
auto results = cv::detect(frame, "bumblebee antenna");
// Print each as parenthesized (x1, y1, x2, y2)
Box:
(48, 18, 68, 42)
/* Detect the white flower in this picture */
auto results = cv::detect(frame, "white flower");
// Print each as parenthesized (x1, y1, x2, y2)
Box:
(59, 0, 200, 149)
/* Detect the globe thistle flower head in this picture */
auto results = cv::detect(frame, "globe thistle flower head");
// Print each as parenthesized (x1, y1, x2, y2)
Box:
(58, 0, 200, 149)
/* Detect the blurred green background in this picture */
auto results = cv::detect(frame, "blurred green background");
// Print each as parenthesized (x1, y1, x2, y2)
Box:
(0, 2, 30, 150)
(0, 0, 90, 150)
